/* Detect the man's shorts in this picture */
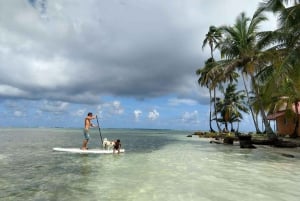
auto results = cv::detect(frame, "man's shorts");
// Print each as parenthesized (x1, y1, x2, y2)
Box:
(83, 129, 90, 140)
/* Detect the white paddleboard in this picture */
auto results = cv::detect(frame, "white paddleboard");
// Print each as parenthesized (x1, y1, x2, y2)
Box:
(53, 147, 125, 154)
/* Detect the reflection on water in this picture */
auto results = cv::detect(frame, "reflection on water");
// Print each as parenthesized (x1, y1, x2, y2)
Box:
(79, 155, 93, 176)
(1, 128, 300, 201)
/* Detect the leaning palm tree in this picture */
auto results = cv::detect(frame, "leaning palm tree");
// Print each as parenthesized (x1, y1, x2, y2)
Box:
(197, 58, 224, 132)
(218, 8, 274, 136)
(197, 58, 216, 132)
(199, 26, 223, 132)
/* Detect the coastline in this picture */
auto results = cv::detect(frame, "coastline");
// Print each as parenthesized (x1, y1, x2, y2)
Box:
(193, 131, 300, 158)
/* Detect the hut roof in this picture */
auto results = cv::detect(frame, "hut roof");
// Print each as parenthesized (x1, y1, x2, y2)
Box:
(267, 102, 300, 120)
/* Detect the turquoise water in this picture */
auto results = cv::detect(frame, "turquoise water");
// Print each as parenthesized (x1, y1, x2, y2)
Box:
(1, 128, 300, 201)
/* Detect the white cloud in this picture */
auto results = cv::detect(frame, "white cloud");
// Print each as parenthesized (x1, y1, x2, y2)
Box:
(96, 100, 124, 117)
(73, 109, 86, 117)
(134, 110, 142, 121)
(96, 111, 104, 120)
(148, 109, 159, 121)
(40, 100, 69, 114)
(111, 101, 124, 114)
(14, 110, 25, 117)
(0, 85, 28, 97)
(168, 98, 198, 106)
(181, 110, 199, 124)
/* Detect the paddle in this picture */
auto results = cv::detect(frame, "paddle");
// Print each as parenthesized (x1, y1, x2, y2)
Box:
(95, 115, 103, 147)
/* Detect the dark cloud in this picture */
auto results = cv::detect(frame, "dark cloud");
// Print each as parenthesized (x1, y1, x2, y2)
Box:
(0, 0, 266, 105)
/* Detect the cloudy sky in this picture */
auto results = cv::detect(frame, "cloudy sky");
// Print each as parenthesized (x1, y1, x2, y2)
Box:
(0, 0, 277, 130)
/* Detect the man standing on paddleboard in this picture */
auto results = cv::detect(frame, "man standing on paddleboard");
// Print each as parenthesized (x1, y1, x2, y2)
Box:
(81, 112, 97, 150)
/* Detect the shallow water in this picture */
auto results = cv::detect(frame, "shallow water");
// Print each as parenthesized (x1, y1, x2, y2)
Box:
(1, 128, 300, 201)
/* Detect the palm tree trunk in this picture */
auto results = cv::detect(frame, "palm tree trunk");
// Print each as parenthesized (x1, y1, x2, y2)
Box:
(213, 87, 222, 132)
(291, 101, 299, 138)
(210, 47, 214, 59)
(230, 122, 234, 132)
(209, 89, 215, 132)
(241, 73, 262, 133)
(225, 122, 229, 131)
(209, 48, 216, 133)
(250, 75, 275, 138)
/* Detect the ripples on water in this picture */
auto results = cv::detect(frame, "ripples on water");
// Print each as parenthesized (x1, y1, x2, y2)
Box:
(1, 128, 300, 201)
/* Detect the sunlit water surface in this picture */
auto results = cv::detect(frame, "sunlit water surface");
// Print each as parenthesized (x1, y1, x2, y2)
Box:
(1, 128, 300, 201)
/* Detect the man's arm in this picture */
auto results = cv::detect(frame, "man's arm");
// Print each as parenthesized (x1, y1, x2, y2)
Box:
(90, 123, 97, 127)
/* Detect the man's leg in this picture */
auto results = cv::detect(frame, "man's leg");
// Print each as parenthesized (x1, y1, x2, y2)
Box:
(81, 139, 88, 150)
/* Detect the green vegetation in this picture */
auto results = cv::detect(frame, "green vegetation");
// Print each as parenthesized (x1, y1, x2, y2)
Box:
(214, 83, 249, 133)
(197, 0, 300, 138)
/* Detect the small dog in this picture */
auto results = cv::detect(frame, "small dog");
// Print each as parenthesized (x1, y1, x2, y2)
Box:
(103, 138, 115, 150)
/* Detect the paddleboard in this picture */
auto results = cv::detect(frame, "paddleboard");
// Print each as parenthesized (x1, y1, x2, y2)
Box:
(53, 147, 125, 154)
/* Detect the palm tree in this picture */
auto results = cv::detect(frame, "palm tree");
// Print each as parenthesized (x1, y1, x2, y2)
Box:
(217, 9, 274, 136)
(197, 60, 240, 133)
(214, 83, 249, 132)
(197, 58, 225, 132)
(258, 0, 300, 137)
(199, 26, 223, 132)
(202, 26, 222, 58)
(196, 58, 216, 132)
